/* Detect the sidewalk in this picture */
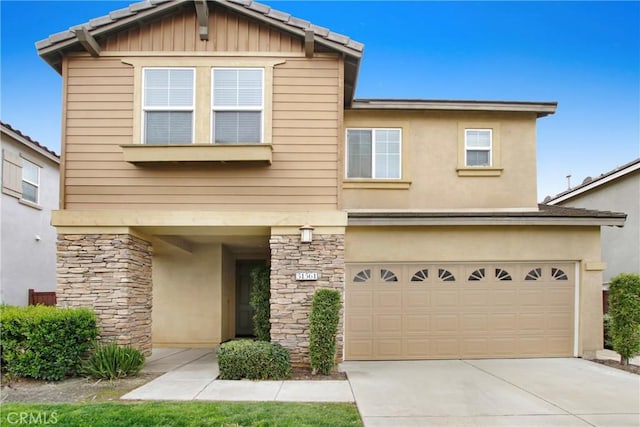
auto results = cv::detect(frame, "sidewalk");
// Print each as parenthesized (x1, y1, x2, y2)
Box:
(122, 348, 354, 402)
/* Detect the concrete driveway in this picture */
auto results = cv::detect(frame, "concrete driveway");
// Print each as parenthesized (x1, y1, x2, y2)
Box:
(341, 358, 640, 426)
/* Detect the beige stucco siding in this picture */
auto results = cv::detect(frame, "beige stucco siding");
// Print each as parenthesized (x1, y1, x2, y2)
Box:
(343, 110, 539, 209)
(62, 54, 340, 210)
(345, 225, 604, 356)
(103, 7, 303, 53)
(152, 244, 223, 347)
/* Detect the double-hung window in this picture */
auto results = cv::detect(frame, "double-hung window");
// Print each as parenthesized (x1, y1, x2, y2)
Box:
(21, 159, 40, 204)
(465, 129, 492, 167)
(346, 128, 401, 179)
(212, 68, 264, 144)
(143, 68, 194, 144)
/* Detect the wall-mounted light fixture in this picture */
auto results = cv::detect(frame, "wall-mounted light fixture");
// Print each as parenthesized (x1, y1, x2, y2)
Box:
(299, 224, 314, 243)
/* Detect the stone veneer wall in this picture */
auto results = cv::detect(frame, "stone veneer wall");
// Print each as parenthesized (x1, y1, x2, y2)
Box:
(269, 233, 345, 367)
(56, 234, 153, 355)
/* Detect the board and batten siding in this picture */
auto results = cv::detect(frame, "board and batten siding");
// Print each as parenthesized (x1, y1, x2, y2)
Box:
(63, 54, 340, 210)
(102, 7, 304, 53)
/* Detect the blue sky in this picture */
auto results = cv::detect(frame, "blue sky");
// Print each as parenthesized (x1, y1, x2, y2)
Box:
(1, 0, 638, 200)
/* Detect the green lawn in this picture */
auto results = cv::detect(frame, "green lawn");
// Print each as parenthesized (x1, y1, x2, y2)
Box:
(1, 401, 363, 427)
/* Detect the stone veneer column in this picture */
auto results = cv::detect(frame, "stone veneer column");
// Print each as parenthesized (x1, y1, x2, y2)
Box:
(269, 233, 345, 367)
(56, 234, 153, 355)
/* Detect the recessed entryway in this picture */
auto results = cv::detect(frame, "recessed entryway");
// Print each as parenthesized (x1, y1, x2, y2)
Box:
(235, 259, 266, 337)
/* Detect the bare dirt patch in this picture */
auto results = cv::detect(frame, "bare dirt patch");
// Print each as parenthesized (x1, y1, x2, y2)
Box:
(1, 373, 161, 403)
(593, 359, 640, 375)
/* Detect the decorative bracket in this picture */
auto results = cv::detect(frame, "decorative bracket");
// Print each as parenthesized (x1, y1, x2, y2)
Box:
(305, 30, 314, 58)
(195, 0, 209, 41)
(74, 27, 101, 57)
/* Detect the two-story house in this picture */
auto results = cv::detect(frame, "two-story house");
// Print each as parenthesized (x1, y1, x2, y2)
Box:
(1, 122, 60, 306)
(36, 0, 625, 364)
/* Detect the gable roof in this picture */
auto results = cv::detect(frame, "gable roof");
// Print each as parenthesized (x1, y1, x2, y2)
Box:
(545, 158, 640, 205)
(36, 0, 363, 103)
(0, 122, 60, 163)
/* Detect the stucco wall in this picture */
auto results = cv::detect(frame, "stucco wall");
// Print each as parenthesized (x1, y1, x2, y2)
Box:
(556, 171, 640, 283)
(1, 137, 59, 306)
(152, 244, 223, 347)
(342, 110, 539, 209)
(345, 225, 604, 357)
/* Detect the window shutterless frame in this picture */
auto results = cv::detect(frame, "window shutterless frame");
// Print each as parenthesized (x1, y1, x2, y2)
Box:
(464, 128, 492, 167)
(21, 158, 40, 204)
(211, 67, 265, 144)
(141, 67, 195, 145)
(345, 128, 402, 179)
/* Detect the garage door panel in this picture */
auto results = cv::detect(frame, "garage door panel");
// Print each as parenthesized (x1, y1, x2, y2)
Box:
(373, 291, 402, 310)
(375, 339, 403, 358)
(346, 262, 574, 360)
(404, 314, 431, 333)
(374, 314, 402, 334)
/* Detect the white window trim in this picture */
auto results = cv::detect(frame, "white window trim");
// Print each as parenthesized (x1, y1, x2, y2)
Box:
(464, 128, 493, 167)
(345, 128, 403, 180)
(142, 67, 196, 145)
(211, 67, 265, 144)
(21, 158, 40, 205)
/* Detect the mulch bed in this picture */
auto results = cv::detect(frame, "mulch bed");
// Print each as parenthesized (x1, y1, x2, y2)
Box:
(289, 367, 347, 381)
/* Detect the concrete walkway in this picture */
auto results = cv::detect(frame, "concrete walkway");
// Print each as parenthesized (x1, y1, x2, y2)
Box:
(122, 348, 354, 402)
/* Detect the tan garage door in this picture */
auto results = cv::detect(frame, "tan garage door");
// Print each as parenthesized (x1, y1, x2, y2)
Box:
(345, 262, 575, 360)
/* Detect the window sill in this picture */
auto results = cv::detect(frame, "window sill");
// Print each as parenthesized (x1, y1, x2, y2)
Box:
(121, 144, 272, 164)
(343, 180, 412, 189)
(457, 167, 503, 177)
(19, 199, 43, 210)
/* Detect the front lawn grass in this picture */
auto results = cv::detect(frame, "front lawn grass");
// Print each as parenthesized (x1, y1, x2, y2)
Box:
(1, 401, 362, 427)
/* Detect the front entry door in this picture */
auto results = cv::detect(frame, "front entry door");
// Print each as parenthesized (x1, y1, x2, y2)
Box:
(235, 260, 265, 337)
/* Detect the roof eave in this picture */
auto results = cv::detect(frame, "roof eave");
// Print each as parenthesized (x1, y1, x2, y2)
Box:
(0, 124, 60, 163)
(347, 215, 626, 227)
(349, 99, 558, 117)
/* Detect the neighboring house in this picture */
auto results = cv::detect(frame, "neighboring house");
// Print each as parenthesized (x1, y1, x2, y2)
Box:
(36, 0, 625, 364)
(545, 159, 640, 291)
(1, 122, 60, 306)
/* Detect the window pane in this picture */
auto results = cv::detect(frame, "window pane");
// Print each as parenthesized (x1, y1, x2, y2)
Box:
(467, 150, 490, 166)
(374, 129, 401, 179)
(347, 130, 372, 178)
(466, 129, 491, 148)
(144, 69, 193, 107)
(214, 111, 261, 143)
(145, 111, 193, 144)
(22, 160, 39, 183)
(213, 69, 262, 107)
(22, 182, 38, 203)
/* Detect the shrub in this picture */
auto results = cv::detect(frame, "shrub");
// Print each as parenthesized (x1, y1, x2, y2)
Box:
(309, 288, 341, 375)
(83, 342, 145, 380)
(608, 273, 640, 365)
(217, 340, 290, 380)
(1, 305, 98, 380)
(250, 264, 271, 341)
(603, 313, 613, 350)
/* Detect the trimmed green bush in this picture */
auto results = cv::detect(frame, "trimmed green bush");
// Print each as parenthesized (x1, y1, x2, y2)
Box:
(250, 264, 271, 341)
(83, 342, 145, 380)
(1, 305, 98, 380)
(309, 288, 341, 375)
(608, 273, 640, 365)
(217, 340, 290, 380)
(603, 313, 613, 350)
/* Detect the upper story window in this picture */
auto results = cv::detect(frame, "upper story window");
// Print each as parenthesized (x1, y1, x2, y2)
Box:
(142, 68, 195, 145)
(212, 68, 264, 144)
(21, 159, 40, 204)
(465, 129, 492, 167)
(346, 128, 401, 179)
